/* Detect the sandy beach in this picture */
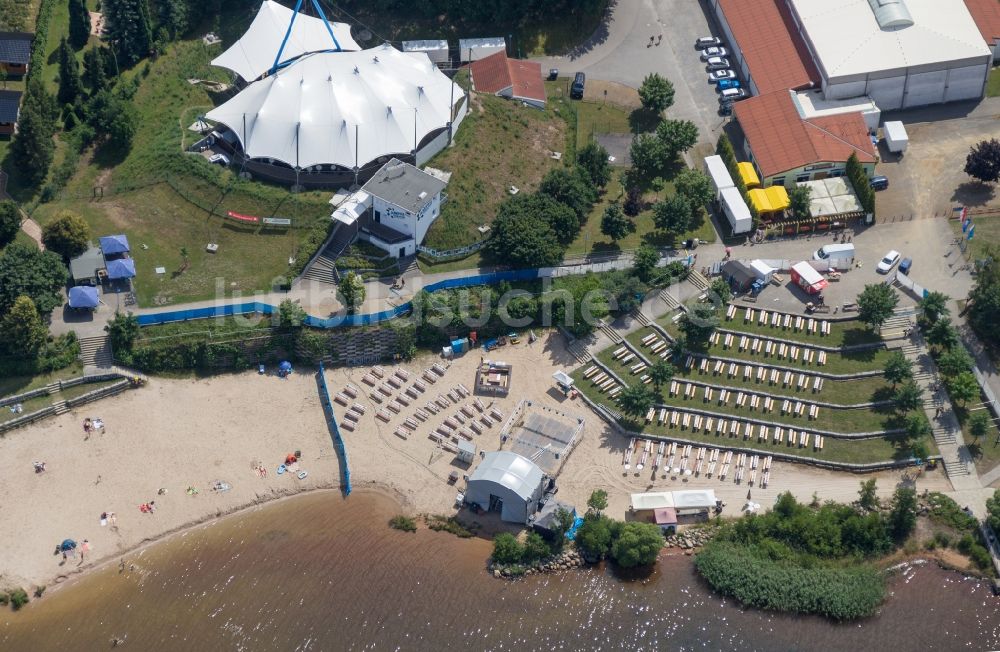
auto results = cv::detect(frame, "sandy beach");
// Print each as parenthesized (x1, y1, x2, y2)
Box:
(0, 331, 953, 592)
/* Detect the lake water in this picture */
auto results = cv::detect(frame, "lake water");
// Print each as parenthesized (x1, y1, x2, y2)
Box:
(3, 490, 998, 651)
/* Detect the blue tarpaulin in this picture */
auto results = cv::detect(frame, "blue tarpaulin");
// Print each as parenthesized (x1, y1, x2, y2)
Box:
(99, 234, 130, 255)
(106, 258, 136, 280)
(68, 285, 99, 309)
(451, 338, 465, 354)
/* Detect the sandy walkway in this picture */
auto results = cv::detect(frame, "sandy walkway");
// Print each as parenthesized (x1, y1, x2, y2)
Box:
(0, 331, 953, 590)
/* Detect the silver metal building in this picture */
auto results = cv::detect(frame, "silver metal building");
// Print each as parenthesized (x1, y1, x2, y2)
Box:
(465, 451, 545, 523)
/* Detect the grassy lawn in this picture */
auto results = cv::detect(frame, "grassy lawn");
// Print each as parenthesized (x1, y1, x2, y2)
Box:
(421, 91, 568, 251)
(0, 362, 85, 398)
(719, 311, 883, 348)
(594, 347, 901, 434)
(571, 366, 931, 464)
(573, 98, 632, 150)
(417, 250, 487, 275)
(329, 2, 608, 56)
(0, 378, 119, 423)
(38, 0, 71, 94)
(656, 314, 891, 375)
(622, 328, 890, 405)
(954, 405, 1000, 475)
(987, 67, 1000, 98)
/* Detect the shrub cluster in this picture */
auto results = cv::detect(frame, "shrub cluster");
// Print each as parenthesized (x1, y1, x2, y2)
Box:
(389, 515, 417, 533)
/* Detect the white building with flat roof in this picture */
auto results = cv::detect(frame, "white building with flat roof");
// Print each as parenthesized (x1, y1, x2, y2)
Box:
(787, 0, 991, 109)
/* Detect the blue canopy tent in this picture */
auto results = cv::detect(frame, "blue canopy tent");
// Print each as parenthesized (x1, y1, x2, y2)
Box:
(106, 258, 136, 280)
(99, 234, 130, 256)
(68, 285, 99, 309)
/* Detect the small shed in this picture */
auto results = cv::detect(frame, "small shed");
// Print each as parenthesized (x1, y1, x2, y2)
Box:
(458, 37, 506, 62)
(531, 500, 577, 541)
(722, 260, 757, 292)
(790, 261, 828, 294)
(69, 246, 105, 285)
(883, 120, 908, 154)
(749, 259, 775, 283)
(653, 507, 678, 534)
(402, 39, 449, 65)
(456, 438, 476, 464)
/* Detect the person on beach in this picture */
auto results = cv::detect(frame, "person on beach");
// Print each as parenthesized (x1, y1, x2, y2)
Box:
(33, 461, 46, 473)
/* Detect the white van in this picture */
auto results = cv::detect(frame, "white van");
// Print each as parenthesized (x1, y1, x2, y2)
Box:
(813, 243, 855, 261)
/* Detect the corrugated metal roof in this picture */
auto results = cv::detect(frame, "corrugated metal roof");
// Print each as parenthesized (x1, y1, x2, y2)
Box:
(0, 32, 32, 65)
(716, 0, 820, 94)
(469, 451, 544, 502)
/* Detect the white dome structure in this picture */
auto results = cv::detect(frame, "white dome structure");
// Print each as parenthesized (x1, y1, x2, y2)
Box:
(212, 0, 360, 82)
(205, 44, 462, 173)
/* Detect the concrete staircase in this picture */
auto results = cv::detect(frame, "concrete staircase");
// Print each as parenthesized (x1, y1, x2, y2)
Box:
(687, 268, 711, 292)
(944, 457, 971, 477)
(52, 399, 69, 416)
(78, 335, 113, 367)
(599, 322, 623, 344)
(300, 223, 358, 285)
(399, 255, 419, 277)
(566, 339, 592, 365)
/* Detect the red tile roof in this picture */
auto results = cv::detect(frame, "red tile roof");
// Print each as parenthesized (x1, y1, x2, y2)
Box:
(733, 91, 876, 178)
(965, 0, 1000, 45)
(469, 51, 546, 104)
(716, 0, 820, 94)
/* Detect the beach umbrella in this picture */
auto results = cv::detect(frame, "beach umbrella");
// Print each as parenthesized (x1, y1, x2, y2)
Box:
(60, 539, 77, 551)
(279, 361, 293, 372)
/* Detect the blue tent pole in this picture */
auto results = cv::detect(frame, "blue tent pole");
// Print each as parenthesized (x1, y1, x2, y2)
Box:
(310, 0, 341, 51)
(271, 0, 305, 75)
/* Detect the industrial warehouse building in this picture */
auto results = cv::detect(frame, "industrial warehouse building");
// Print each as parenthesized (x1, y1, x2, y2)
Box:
(711, 0, 994, 111)
(465, 451, 546, 523)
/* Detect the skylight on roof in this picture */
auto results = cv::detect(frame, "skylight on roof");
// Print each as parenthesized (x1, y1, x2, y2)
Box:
(867, 0, 914, 29)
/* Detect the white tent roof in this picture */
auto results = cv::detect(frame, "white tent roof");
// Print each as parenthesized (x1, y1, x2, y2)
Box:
(206, 45, 460, 170)
(212, 0, 360, 81)
(788, 0, 990, 80)
(631, 491, 675, 511)
(672, 489, 717, 510)
(469, 451, 544, 502)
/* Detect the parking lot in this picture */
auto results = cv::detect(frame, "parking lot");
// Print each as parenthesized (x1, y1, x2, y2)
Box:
(718, 218, 976, 312)
(533, 0, 736, 145)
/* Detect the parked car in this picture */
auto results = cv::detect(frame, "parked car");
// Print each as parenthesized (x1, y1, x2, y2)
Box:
(705, 57, 731, 70)
(718, 101, 734, 116)
(695, 36, 723, 49)
(710, 69, 736, 81)
(717, 79, 741, 91)
(701, 47, 728, 60)
(870, 175, 889, 190)
(209, 153, 230, 166)
(876, 250, 901, 274)
(719, 87, 747, 101)
(570, 72, 586, 99)
(898, 257, 912, 275)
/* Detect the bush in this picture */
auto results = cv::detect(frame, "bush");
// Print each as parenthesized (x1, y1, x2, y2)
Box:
(389, 515, 417, 533)
(522, 532, 553, 562)
(934, 531, 952, 548)
(425, 515, 473, 538)
(695, 541, 885, 620)
(576, 514, 614, 559)
(609, 521, 664, 568)
(0, 593, 8, 605)
(9, 587, 29, 610)
(926, 493, 977, 532)
(492, 533, 524, 565)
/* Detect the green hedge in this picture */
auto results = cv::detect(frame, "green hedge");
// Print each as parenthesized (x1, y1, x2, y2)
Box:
(694, 541, 885, 620)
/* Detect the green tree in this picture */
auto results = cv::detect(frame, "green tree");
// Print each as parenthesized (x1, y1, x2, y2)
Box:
(986, 489, 1000, 534)
(57, 37, 84, 106)
(679, 303, 719, 347)
(158, 0, 188, 40)
(847, 152, 875, 214)
(652, 194, 692, 235)
(83, 47, 109, 93)
(610, 521, 665, 568)
(969, 410, 991, 441)
(0, 295, 48, 356)
(538, 167, 596, 222)
(10, 80, 57, 187)
(486, 195, 564, 268)
(888, 486, 918, 542)
(104, 0, 153, 66)
(576, 514, 613, 559)
(637, 72, 674, 114)
(893, 380, 923, 414)
(576, 142, 612, 188)
(587, 489, 609, 515)
(788, 184, 812, 219)
(919, 291, 950, 325)
(937, 346, 973, 378)
(648, 360, 676, 391)
(522, 531, 552, 562)
(926, 317, 959, 350)
(947, 371, 979, 407)
(0, 200, 20, 247)
(616, 383, 654, 421)
(68, 0, 92, 49)
(709, 277, 732, 305)
(491, 532, 523, 564)
(882, 350, 913, 387)
(551, 507, 576, 549)
(629, 133, 666, 182)
(632, 244, 659, 282)
(105, 311, 139, 352)
(857, 283, 899, 330)
(964, 138, 1000, 184)
(904, 413, 931, 443)
(339, 271, 365, 313)
(108, 95, 139, 151)
(0, 243, 68, 315)
(277, 299, 306, 329)
(674, 168, 714, 208)
(654, 119, 698, 159)
(41, 210, 91, 258)
(858, 479, 879, 511)
(600, 202, 635, 242)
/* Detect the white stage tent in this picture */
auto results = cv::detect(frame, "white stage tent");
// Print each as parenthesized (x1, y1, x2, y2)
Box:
(206, 44, 460, 171)
(211, 0, 360, 82)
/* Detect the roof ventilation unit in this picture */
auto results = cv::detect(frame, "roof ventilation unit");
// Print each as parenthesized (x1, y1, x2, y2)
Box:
(867, 0, 913, 29)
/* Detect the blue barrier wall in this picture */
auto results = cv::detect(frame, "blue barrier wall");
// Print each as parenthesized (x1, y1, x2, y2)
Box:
(316, 363, 351, 496)
(137, 269, 545, 329)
